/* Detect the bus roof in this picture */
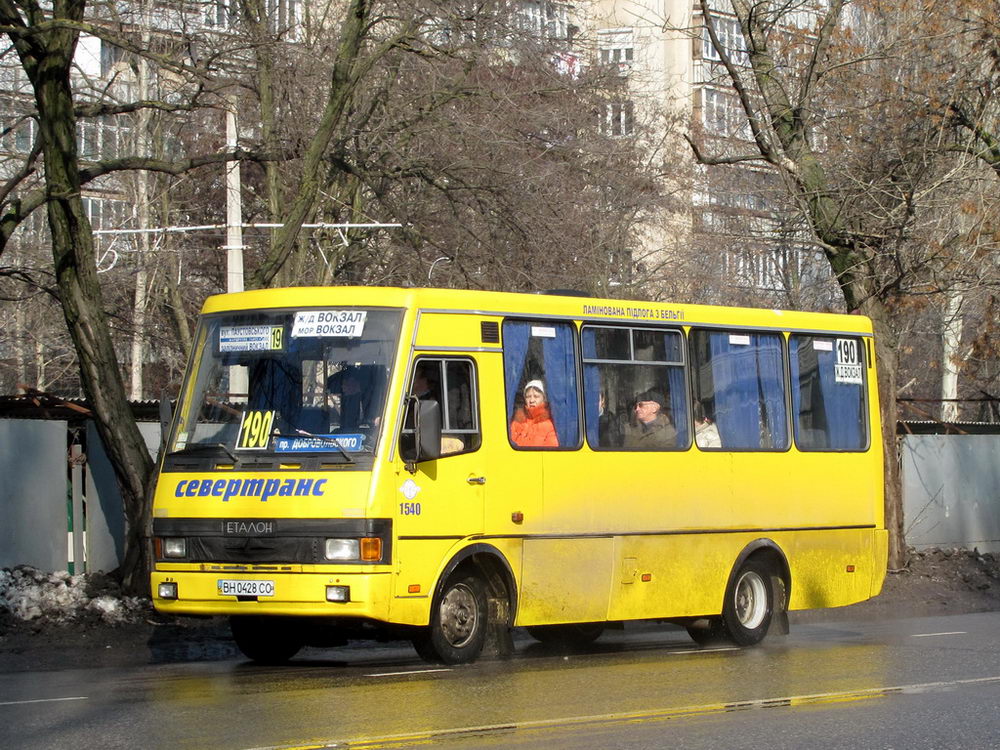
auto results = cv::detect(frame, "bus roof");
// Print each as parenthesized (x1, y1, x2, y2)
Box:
(200, 286, 874, 336)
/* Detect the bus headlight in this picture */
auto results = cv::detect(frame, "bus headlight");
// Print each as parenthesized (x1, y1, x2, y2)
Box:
(324, 538, 383, 562)
(162, 538, 187, 558)
(325, 538, 360, 560)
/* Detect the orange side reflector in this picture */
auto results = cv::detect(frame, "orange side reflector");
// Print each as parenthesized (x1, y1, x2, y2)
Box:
(846, 565, 856, 573)
(641, 573, 652, 582)
(408, 584, 421, 594)
(360, 537, 382, 562)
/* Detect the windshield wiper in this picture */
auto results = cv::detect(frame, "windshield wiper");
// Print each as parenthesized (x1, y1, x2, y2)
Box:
(168, 442, 238, 463)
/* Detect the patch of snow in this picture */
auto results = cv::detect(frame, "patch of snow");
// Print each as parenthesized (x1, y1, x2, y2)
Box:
(0, 566, 147, 626)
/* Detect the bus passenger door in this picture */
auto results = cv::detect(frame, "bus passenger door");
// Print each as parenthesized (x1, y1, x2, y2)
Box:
(395, 356, 486, 540)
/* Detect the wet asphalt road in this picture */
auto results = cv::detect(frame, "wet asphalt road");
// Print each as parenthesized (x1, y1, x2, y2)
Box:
(2, 612, 999, 750)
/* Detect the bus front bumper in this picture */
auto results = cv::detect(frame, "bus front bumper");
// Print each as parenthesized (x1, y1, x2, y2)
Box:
(150, 569, 394, 618)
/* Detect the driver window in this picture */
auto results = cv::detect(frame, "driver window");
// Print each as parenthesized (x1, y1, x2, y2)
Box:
(400, 357, 481, 457)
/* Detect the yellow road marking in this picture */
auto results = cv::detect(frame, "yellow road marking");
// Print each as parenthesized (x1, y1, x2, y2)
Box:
(247, 675, 1000, 750)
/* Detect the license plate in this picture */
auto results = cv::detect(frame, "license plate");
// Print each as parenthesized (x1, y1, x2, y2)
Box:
(217, 579, 275, 597)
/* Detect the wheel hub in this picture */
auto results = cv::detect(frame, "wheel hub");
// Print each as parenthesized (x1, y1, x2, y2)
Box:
(440, 583, 478, 647)
(735, 570, 768, 630)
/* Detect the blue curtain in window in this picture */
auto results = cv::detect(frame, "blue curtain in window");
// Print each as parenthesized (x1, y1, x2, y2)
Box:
(502, 322, 530, 419)
(667, 366, 689, 446)
(541, 326, 580, 446)
(791, 338, 864, 450)
(708, 333, 787, 450)
(709, 335, 759, 449)
(755, 336, 789, 449)
(584, 364, 602, 447)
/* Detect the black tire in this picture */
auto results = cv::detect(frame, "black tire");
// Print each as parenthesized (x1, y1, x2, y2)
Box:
(719, 558, 774, 647)
(230, 615, 304, 664)
(685, 617, 727, 647)
(414, 574, 489, 665)
(526, 622, 605, 648)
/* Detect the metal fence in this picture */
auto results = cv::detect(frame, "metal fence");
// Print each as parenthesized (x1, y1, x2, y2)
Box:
(2, 419, 999, 571)
(901, 434, 1000, 554)
(0, 418, 160, 573)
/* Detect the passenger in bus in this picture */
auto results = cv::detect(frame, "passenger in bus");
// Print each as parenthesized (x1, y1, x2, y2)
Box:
(694, 400, 722, 449)
(598, 390, 622, 448)
(510, 380, 559, 447)
(623, 390, 676, 450)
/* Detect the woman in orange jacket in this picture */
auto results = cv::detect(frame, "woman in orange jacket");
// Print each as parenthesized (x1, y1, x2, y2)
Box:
(510, 380, 559, 447)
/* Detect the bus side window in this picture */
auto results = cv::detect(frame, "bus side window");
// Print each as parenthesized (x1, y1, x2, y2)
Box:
(502, 320, 580, 449)
(582, 325, 687, 451)
(401, 357, 481, 458)
(689, 329, 788, 451)
(789, 335, 867, 451)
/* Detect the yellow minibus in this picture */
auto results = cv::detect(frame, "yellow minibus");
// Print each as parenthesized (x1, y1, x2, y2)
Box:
(151, 286, 886, 663)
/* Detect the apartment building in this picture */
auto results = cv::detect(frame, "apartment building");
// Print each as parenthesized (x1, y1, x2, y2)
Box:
(580, 0, 833, 305)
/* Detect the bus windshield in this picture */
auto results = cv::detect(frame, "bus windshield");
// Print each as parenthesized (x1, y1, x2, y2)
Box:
(165, 307, 403, 466)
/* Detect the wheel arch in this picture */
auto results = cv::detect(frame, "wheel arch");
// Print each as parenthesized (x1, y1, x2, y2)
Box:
(725, 538, 791, 610)
(433, 543, 518, 625)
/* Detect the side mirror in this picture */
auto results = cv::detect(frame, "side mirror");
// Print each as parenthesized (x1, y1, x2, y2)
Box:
(401, 395, 442, 471)
(416, 398, 443, 462)
(159, 389, 173, 447)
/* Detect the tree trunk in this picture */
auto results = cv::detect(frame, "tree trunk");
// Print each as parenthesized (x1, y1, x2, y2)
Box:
(940, 290, 964, 423)
(863, 297, 907, 570)
(12, 3, 155, 591)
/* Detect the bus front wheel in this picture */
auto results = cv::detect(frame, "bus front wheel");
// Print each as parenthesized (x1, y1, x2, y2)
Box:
(720, 558, 774, 646)
(230, 615, 304, 664)
(414, 573, 488, 665)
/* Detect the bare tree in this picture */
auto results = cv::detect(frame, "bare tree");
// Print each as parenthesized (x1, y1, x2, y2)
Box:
(688, 0, 1000, 567)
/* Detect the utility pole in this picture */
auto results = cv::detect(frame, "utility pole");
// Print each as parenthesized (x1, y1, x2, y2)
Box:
(225, 96, 244, 294)
(225, 97, 247, 397)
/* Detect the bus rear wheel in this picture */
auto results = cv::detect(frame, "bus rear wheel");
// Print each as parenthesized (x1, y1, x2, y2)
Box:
(230, 615, 304, 664)
(414, 573, 488, 665)
(720, 559, 774, 646)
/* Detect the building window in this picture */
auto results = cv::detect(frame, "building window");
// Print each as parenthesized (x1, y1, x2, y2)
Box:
(205, 0, 234, 29)
(516, 1, 570, 41)
(76, 115, 132, 161)
(702, 15, 748, 65)
(82, 196, 129, 231)
(602, 101, 634, 137)
(599, 28, 634, 74)
(727, 248, 786, 292)
(701, 88, 750, 140)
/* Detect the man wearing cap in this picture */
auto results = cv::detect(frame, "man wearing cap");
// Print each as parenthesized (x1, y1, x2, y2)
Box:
(623, 390, 676, 450)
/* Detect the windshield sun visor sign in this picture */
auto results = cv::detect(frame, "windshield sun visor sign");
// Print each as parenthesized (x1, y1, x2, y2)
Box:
(275, 434, 365, 453)
(291, 310, 367, 338)
(219, 325, 284, 353)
